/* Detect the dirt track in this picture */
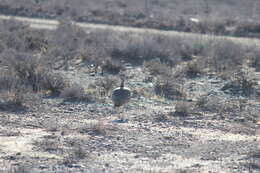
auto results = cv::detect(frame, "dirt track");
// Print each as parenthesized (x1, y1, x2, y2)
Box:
(1, 14, 260, 46)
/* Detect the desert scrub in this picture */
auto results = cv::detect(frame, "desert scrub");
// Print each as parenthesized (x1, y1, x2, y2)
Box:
(63, 146, 88, 166)
(221, 68, 257, 96)
(196, 94, 240, 114)
(247, 47, 260, 72)
(0, 66, 41, 111)
(153, 111, 169, 122)
(0, 20, 47, 52)
(79, 120, 107, 136)
(34, 137, 60, 153)
(208, 39, 245, 73)
(92, 75, 118, 97)
(1, 49, 49, 91)
(174, 101, 193, 116)
(108, 33, 181, 65)
(174, 58, 206, 78)
(155, 77, 187, 100)
(144, 59, 172, 76)
(101, 58, 125, 75)
(47, 20, 89, 69)
(61, 84, 92, 102)
(40, 72, 66, 96)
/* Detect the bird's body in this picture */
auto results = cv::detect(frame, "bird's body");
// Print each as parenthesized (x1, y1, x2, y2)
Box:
(112, 78, 131, 107)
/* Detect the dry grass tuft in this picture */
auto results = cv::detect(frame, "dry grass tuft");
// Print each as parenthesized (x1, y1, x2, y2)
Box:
(174, 101, 193, 116)
(145, 59, 172, 76)
(79, 120, 107, 135)
(61, 84, 91, 102)
(155, 77, 187, 100)
(221, 68, 257, 96)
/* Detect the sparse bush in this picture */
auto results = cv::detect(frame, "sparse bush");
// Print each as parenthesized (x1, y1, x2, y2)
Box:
(0, 20, 47, 52)
(96, 76, 117, 97)
(175, 59, 205, 78)
(1, 49, 48, 91)
(61, 84, 91, 102)
(145, 59, 172, 76)
(71, 144, 87, 160)
(101, 59, 125, 75)
(79, 120, 106, 135)
(6, 88, 27, 107)
(185, 60, 204, 77)
(10, 163, 32, 173)
(40, 72, 66, 96)
(209, 39, 244, 72)
(0, 71, 41, 111)
(153, 112, 169, 122)
(221, 68, 257, 96)
(79, 45, 106, 71)
(48, 20, 88, 69)
(110, 33, 171, 65)
(248, 47, 260, 72)
(196, 94, 240, 114)
(155, 77, 187, 100)
(174, 101, 192, 116)
(63, 144, 88, 166)
(34, 137, 59, 153)
(234, 21, 260, 37)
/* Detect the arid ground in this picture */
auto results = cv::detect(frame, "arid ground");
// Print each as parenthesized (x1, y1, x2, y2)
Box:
(0, 2, 260, 173)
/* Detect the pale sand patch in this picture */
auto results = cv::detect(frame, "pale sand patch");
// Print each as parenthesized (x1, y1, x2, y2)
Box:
(98, 151, 233, 173)
(0, 128, 60, 159)
(150, 125, 259, 142)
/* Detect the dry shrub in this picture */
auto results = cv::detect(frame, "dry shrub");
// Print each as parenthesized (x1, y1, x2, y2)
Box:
(234, 21, 260, 37)
(0, 72, 41, 111)
(196, 95, 240, 114)
(155, 77, 187, 100)
(40, 72, 65, 96)
(49, 20, 86, 58)
(79, 45, 106, 70)
(96, 76, 117, 97)
(175, 58, 205, 78)
(63, 144, 88, 166)
(109, 33, 172, 65)
(144, 59, 172, 76)
(101, 58, 125, 75)
(185, 60, 204, 77)
(153, 112, 169, 122)
(179, 39, 205, 61)
(34, 137, 59, 153)
(247, 47, 260, 72)
(9, 163, 32, 173)
(79, 120, 106, 135)
(221, 69, 257, 96)
(61, 84, 92, 102)
(209, 39, 245, 73)
(1, 49, 48, 91)
(174, 101, 192, 116)
(0, 19, 47, 52)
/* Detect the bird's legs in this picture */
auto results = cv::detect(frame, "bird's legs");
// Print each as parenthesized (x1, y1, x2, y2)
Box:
(118, 106, 126, 121)
(114, 106, 128, 123)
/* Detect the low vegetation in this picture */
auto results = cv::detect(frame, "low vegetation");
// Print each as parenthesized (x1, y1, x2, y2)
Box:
(1, 0, 260, 38)
(0, 11, 259, 173)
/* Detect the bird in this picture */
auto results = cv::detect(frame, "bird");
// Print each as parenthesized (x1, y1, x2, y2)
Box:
(111, 75, 131, 121)
(112, 77, 131, 107)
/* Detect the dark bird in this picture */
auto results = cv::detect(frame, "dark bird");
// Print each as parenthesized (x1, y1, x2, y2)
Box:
(112, 77, 131, 108)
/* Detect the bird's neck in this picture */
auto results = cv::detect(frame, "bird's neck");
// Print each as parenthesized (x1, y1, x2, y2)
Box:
(120, 79, 124, 89)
